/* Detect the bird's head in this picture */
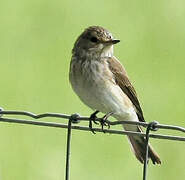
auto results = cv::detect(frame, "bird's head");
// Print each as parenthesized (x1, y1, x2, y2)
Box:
(72, 26, 120, 58)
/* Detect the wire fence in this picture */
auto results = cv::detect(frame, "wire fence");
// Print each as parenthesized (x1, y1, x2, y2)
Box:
(0, 107, 185, 180)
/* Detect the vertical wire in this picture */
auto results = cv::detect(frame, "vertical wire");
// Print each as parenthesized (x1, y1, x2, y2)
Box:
(143, 126, 150, 180)
(143, 121, 158, 180)
(65, 119, 72, 180)
(65, 114, 80, 180)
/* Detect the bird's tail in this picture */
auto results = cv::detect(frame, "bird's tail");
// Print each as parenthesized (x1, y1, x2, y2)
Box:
(123, 125, 161, 164)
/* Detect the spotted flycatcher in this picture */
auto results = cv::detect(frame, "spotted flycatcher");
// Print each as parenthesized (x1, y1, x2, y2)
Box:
(69, 26, 161, 164)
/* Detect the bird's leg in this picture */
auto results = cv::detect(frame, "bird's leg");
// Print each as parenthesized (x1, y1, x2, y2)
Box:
(100, 112, 114, 133)
(89, 110, 99, 134)
(90, 110, 100, 124)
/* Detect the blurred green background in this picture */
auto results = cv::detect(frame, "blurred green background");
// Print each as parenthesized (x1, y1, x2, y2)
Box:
(0, 0, 185, 179)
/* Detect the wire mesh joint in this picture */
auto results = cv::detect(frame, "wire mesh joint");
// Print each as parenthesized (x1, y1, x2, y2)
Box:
(147, 121, 159, 131)
(69, 113, 80, 124)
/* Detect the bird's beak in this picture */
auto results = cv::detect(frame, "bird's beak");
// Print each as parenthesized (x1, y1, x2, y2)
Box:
(104, 39, 120, 45)
(111, 39, 120, 44)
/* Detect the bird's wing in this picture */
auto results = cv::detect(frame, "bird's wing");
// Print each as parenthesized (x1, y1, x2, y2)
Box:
(107, 56, 145, 122)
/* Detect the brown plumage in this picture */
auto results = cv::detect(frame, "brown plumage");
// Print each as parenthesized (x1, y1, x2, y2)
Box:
(107, 57, 145, 122)
(70, 26, 161, 164)
(107, 56, 161, 164)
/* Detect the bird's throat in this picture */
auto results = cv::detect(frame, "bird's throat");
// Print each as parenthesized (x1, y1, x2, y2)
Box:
(101, 45, 114, 58)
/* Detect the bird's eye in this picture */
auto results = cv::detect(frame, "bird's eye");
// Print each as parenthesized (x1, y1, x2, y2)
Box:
(90, 37, 98, 43)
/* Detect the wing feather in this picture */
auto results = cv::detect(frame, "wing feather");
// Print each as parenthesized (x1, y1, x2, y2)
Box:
(107, 56, 145, 122)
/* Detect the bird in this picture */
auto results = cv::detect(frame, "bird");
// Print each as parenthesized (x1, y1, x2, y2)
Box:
(69, 26, 161, 164)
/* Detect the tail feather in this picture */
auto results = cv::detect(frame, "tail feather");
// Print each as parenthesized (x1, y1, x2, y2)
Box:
(128, 135, 161, 164)
(124, 125, 161, 164)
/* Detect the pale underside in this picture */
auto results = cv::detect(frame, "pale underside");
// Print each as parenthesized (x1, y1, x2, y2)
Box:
(69, 51, 139, 131)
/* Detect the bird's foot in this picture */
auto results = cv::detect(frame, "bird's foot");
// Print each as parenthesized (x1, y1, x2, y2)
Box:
(100, 112, 114, 133)
(89, 110, 99, 134)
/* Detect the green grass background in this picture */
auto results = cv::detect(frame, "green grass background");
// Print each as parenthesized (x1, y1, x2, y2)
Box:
(0, 0, 185, 179)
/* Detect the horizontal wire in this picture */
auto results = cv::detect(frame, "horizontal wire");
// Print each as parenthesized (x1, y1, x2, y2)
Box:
(0, 116, 184, 142)
(0, 109, 185, 133)
(2, 109, 184, 180)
